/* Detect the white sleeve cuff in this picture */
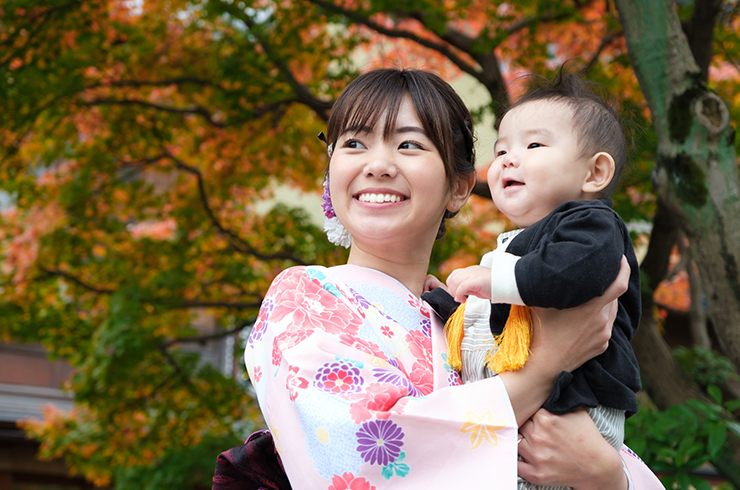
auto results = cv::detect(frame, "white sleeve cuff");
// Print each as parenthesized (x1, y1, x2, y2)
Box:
(488, 251, 524, 305)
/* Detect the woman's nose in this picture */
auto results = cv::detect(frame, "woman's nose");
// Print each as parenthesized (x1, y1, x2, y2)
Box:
(364, 146, 398, 178)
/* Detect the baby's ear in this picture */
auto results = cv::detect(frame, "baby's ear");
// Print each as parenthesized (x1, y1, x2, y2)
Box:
(582, 152, 615, 194)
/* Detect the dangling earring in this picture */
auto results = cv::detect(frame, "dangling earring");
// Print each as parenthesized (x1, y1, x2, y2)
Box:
(318, 133, 351, 248)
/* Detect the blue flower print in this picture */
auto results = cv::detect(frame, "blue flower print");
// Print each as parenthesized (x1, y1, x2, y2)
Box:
(295, 392, 364, 479)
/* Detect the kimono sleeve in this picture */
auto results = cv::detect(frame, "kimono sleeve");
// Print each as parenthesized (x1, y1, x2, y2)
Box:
(245, 266, 519, 490)
(621, 446, 665, 489)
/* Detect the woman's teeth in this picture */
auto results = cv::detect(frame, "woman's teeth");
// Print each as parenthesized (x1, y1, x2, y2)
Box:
(357, 193, 405, 203)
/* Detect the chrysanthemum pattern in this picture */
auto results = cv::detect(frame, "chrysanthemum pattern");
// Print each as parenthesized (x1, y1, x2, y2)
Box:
(314, 360, 364, 395)
(356, 419, 405, 466)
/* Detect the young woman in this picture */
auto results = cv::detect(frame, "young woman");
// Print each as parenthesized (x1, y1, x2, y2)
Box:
(218, 69, 661, 489)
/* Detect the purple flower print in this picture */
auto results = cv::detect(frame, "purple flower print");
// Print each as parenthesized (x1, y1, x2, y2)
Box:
(372, 368, 421, 397)
(250, 298, 274, 343)
(314, 360, 364, 394)
(356, 419, 404, 466)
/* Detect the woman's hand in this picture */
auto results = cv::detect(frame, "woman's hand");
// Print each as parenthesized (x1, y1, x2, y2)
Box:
(518, 408, 627, 490)
(529, 255, 630, 375)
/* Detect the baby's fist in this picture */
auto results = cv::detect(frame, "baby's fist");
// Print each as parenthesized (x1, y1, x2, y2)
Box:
(446, 266, 491, 303)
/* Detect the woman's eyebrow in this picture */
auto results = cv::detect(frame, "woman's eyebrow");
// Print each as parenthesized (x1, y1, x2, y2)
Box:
(396, 126, 428, 136)
(340, 125, 373, 136)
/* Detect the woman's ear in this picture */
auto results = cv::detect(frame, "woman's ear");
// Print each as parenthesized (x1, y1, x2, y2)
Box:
(447, 173, 476, 213)
(582, 152, 615, 195)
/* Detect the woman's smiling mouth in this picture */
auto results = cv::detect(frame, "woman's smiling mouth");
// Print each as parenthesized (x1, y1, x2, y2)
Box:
(356, 193, 408, 203)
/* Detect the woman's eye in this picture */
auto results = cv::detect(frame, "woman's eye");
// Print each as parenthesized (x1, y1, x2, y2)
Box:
(399, 141, 424, 150)
(343, 139, 366, 149)
(527, 142, 543, 149)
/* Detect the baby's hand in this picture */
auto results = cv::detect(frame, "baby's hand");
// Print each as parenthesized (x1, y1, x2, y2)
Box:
(423, 274, 447, 293)
(446, 266, 491, 303)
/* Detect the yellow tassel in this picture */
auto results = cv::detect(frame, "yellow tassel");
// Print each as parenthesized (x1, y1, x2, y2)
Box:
(444, 302, 466, 372)
(486, 304, 533, 373)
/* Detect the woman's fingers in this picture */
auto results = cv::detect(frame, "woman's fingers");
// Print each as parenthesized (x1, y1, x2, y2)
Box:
(517, 409, 627, 489)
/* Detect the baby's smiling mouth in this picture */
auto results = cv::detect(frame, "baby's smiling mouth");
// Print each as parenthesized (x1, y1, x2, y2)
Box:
(503, 178, 524, 188)
(356, 192, 408, 203)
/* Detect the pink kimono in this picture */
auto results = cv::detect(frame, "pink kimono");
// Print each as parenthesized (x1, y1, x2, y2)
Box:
(244, 265, 663, 489)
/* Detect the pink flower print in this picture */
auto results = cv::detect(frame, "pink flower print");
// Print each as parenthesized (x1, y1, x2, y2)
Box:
(406, 330, 433, 368)
(407, 295, 421, 309)
(271, 325, 315, 366)
(408, 361, 434, 396)
(328, 472, 376, 490)
(314, 360, 364, 394)
(339, 334, 389, 362)
(419, 304, 430, 318)
(347, 382, 408, 423)
(270, 270, 361, 337)
(380, 325, 394, 338)
(286, 365, 308, 401)
(252, 366, 262, 384)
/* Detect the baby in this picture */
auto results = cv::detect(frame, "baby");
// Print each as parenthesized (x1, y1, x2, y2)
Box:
(425, 73, 641, 490)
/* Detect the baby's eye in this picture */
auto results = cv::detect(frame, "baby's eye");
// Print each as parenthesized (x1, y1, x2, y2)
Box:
(399, 140, 424, 150)
(527, 142, 543, 149)
(496, 149, 507, 157)
(343, 139, 366, 149)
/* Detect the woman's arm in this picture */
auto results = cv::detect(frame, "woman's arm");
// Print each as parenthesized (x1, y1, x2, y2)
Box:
(498, 256, 629, 425)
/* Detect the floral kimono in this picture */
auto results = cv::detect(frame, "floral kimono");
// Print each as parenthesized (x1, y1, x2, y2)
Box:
(245, 265, 518, 489)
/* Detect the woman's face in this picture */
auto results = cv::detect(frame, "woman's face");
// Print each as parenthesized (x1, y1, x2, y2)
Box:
(329, 95, 459, 249)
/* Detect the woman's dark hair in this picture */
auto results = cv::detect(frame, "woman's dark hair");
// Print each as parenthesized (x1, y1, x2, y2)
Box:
(499, 71, 626, 197)
(326, 68, 476, 238)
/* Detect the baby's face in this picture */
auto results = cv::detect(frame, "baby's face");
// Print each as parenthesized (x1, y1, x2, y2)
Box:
(488, 100, 593, 228)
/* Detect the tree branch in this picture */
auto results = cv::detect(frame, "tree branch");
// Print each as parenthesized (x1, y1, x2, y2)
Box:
(581, 29, 623, 74)
(162, 318, 256, 347)
(164, 151, 307, 264)
(685, 0, 724, 80)
(86, 77, 229, 92)
(38, 266, 115, 294)
(307, 0, 484, 86)
(80, 97, 226, 128)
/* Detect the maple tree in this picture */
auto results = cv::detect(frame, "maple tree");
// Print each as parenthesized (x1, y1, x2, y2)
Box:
(1, 0, 740, 487)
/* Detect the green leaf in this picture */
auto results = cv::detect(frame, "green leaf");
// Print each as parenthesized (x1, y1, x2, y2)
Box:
(707, 423, 727, 458)
(707, 385, 722, 404)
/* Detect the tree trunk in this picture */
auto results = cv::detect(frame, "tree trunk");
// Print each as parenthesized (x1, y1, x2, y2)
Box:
(615, 0, 740, 482)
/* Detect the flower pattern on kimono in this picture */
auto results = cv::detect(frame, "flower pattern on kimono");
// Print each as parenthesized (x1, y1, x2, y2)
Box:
(371, 368, 422, 398)
(272, 324, 315, 366)
(297, 392, 364, 479)
(314, 360, 364, 395)
(327, 472, 377, 490)
(339, 334, 389, 362)
(346, 383, 408, 424)
(356, 419, 405, 466)
(447, 369, 462, 387)
(252, 366, 262, 384)
(270, 267, 362, 337)
(250, 298, 274, 345)
(286, 365, 309, 401)
(408, 361, 434, 395)
(405, 330, 433, 368)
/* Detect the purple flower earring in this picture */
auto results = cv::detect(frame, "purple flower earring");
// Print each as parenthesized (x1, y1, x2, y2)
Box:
(319, 133, 351, 248)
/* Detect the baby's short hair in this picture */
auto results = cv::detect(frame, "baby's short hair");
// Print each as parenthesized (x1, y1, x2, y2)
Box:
(500, 71, 626, 196)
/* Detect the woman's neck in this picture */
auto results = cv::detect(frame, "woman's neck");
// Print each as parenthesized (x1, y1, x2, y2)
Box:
(346, 240, 433, 298)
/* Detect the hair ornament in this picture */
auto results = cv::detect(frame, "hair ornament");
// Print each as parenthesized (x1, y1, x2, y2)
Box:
(321, 174, 352, 248)
(317, 132, 334, 158)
